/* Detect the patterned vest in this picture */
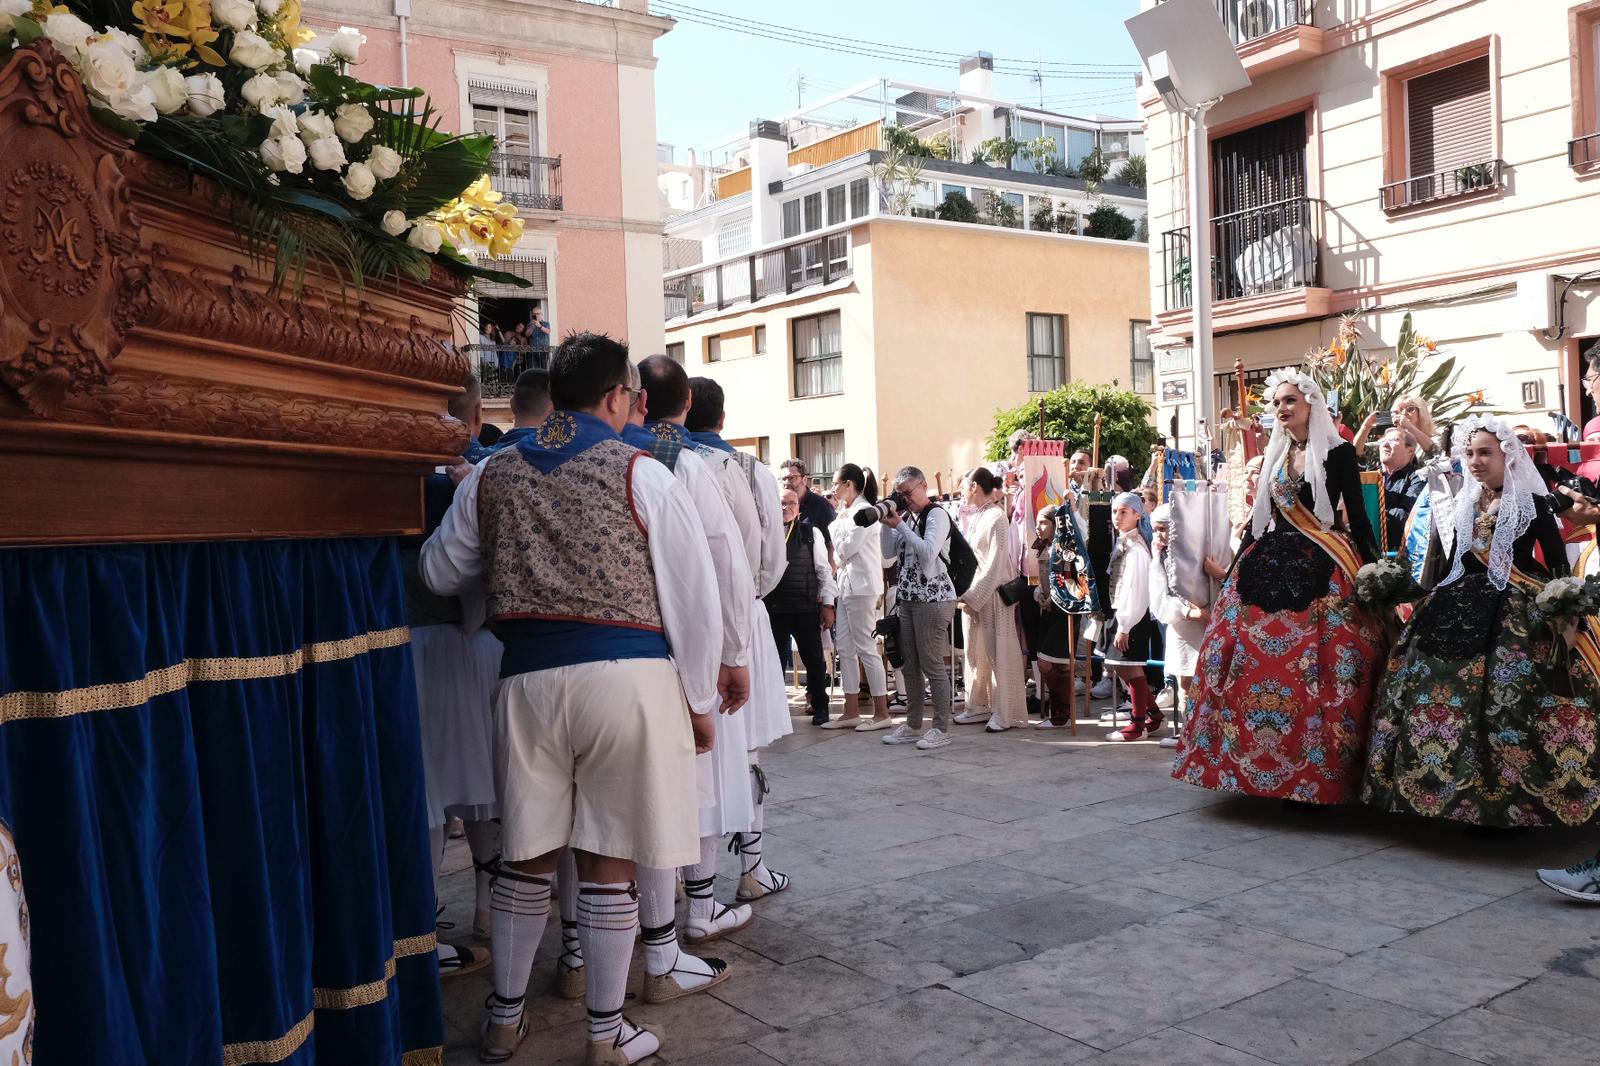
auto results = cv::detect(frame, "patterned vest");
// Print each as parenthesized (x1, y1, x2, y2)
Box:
(477, 439, 663, 630)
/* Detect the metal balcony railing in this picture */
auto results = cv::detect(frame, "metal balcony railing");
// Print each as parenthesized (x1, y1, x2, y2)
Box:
(1160, 196, 1322, 312)
(488, 153, 563, 211)
(465, 343, 550, 398)
(663, 231, 852, 320)
(1215, 0, 1311, 45)
(1570, 133, 1600, 169)
(1380, 158, 1503, 211)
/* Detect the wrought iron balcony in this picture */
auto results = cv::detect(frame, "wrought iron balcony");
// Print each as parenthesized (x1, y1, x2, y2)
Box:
(1160, 196, 1322, 312)
(488, 153, 563, 211)
(1380, 158, 1503, 212)
(1215, 0, 1311, 45)
(1570, 133, 1600, 170)
(663, 231, 852, 321)
(465, 343, 550, 398)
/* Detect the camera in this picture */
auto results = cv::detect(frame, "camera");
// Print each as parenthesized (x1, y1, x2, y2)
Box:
(1536, 461, 1600, 514)
(874, 615, 904, 669)
(853, 492, 911, 527)
(1373, 409, 1395, 431)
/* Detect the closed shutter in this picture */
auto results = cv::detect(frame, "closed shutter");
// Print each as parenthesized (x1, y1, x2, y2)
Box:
(1211, 113, 1307, 216)
(474, 255, 548, 299)
(1407, 55, 1492, 175)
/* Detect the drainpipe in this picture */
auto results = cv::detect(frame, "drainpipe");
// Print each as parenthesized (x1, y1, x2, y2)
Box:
(395, 0, 411, 86)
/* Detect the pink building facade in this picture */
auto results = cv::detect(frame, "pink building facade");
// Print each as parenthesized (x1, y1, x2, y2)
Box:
(305, 0, 670, 358)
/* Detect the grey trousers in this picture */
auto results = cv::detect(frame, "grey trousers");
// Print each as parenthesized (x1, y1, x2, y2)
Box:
(899, 598, 956, 732)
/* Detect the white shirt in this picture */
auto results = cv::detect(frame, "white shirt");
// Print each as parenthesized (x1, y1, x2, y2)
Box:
(675, 447, 754, 668)
(830, 498, 885, 599)
(1111, 533, 1152, 633)
(419, 454, 723, 715)
(751, 462, 788, 598)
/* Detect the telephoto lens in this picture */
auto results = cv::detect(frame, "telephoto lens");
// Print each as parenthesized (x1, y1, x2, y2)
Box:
(853, 492, 908, 527)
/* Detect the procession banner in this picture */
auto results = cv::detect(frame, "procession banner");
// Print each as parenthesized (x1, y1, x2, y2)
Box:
(1020, 440, 1068, 580)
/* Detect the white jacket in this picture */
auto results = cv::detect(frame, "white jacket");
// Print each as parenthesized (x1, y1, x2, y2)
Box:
(830, 497, 885, 599)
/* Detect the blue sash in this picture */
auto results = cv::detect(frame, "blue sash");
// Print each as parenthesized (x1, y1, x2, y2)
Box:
(513, 410, 625, 472)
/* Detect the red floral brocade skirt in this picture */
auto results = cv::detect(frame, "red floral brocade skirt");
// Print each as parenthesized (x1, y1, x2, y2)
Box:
(1172, 527, 1388, 804)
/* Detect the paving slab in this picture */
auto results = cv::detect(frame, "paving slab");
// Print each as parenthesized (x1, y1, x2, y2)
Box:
(1194, 882, 1416, 953)
(1084, 1026, 1281, 1066)
(1412, 1006, 1600, 1064)
(1178, 978, 1436, 1066)
(1308, 946, 1528, 1019)
(706, 954, 898, 1030)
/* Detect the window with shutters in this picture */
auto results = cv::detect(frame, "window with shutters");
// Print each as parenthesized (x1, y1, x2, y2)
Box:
(1381, 46, 1500, 211)
(793, 431, 844, 479)
(792, 312, 842, 398)
(705, 335, 721, 363)
(1027, 313, 1066, 393)
(666, 342, 685, 365)
(1130, 321, 1154, 395)
(1571, 6, 1600, 169)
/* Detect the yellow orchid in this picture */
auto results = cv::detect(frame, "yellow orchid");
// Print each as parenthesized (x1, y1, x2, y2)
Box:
(135, 0, 223, 66)
(273, 0, 316, 45)
(459, 175, 505, 211)
(1379, 361, 1394, 385)
(30, 2, 69, 16)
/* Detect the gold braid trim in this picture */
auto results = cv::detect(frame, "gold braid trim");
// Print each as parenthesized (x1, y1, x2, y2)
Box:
(0, 626, 410, 725)
(220, 1011, 314, 1066)
(393, 932, 437, 958)
(402, 1048, 444, 1066)
(313, 957, 397, 1010)
(222, 932, 438, 1060)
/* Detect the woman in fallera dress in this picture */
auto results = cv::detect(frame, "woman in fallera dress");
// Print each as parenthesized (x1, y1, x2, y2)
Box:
(1364, 415, 1600, 828)
(1173, 368, 1388, 804)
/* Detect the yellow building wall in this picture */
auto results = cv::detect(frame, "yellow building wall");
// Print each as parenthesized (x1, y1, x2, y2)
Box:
(867, 218, 1153, 480)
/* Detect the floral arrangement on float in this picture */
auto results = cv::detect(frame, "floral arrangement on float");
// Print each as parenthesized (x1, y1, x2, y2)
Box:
(0, 0, 527, 290)
(1302, 312, 1482, 441)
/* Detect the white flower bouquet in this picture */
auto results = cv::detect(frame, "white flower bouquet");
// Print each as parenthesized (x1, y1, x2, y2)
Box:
(1533, 576, 1596, 625)
(1354, 558, 1416, 607)
(2, 0, 530, 291)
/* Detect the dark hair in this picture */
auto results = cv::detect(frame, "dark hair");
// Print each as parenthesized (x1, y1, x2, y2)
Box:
(1114, 465, 1136, 493)
(780, 458, 808, 476)
(446, 371, 480, 422)
(510, 367, 551, 421)
(836, 462, 878, 504)
(549, 331, 630, 411)
(638, 354, 690, 420)
(686, 376, 725, 432)
(967, 467, 1002, 495)
(477, 423, 503, 446)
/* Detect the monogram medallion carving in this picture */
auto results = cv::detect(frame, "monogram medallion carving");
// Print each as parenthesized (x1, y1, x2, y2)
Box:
(0, 44, 144, 418)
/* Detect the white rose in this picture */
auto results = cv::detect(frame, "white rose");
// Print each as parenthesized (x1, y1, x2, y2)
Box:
(261, 104, 299, 140)
(341, 161, 376, 200)
(229, 29, 279, 70)
(0, 0, 31, 34)
(79, 36, 139, 102)
(297, 110, 335, 143)
(274, 71, 306, 105)
(103, 27, 146, 64)
(406, 220, 443, 254)
(106, 85, 158, 124)
(212, 0, 257, 32)
(259, 134, 306, 174)
(239, 71, 282, 108)
(381, 209, 408, 236)
(327, 25, 366, 63)
(333, 102, 373, 144)
(139, 66, 188, 115)
(307, 136, 346, 171)
(42, 11, 94, 60)
(184, 73, 226, 116)
(257, 0, 284, 16)
(365, 144, 402, 180)
(292, 47, 318, 76)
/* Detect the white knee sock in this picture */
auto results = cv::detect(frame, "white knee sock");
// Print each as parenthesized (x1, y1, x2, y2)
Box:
(638, 866, 724, 988)
(682, 836, 720, 922)
(487, 867, 552, 1026)
(578, 881, 641, 1044)
(558, 849, 582, 970)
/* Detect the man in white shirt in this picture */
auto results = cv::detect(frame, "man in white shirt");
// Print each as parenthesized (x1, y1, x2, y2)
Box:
(421, 333, 721, 1066)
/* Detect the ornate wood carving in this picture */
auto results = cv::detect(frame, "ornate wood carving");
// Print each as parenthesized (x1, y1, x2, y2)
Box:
(0, 44, 470, 544)
(0, 44, 149, 418)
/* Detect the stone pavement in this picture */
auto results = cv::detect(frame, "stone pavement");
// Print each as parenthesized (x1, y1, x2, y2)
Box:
(437, 702, 1600, 1066)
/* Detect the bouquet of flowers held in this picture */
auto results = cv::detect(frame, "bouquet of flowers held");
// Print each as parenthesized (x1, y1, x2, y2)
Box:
(1532, 576, 1599, 626)
(1354, 559, 1418, 608)
(1, 0, 529, 291)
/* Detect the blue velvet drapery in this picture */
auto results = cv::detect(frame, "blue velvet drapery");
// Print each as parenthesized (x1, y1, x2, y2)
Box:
(0, 538, 441, 1065)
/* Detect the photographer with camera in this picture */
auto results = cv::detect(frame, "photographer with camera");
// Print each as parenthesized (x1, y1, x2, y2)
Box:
(1378, 426, 1426, 547)
(858, 466, 960, 750)
(1354, 393, 1438, 458)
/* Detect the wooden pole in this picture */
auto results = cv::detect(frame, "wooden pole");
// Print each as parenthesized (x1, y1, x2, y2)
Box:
(1037, 398, 1047, 439)
(934, 470, 943, 499)
(1091, 414, 1103, 469)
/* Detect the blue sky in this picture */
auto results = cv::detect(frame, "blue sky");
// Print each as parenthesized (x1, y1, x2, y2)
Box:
(652, 1, 1145, 161)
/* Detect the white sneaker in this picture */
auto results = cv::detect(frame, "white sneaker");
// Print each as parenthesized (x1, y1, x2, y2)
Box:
(952, 708, 990, 725)
(1098, 710, 1131, 725)
(1074, 677, 1087, 693)
(915, 727, 952, 750)
(1090, 678, 1112, 700)
(1158, 736, 1179, 749)
(882, 723, 919, 745)
(1156, 688, 1176, 711)
(1537, 855, 1600, 902)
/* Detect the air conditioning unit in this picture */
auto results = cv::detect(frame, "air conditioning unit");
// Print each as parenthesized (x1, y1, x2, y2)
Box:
(1237, 0, 1279, 38)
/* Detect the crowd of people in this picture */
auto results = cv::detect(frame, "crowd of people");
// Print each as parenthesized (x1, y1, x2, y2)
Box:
(399, 332, 1600, 1063)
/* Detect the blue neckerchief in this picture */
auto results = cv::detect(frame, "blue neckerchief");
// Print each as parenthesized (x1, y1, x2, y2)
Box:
(493, 426, 538, 451)
(620, 423, 655, 450)
(687, 430, 734, 454)
(514, 410, 622, 473)
(646, 420, 691, 446)
(463, 437, 493, 463)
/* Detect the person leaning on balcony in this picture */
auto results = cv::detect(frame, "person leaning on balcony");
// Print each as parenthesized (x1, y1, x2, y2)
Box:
(823, 463, 892, 731)
(1353, 392, 1438, 459)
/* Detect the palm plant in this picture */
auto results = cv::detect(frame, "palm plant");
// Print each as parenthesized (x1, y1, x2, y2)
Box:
(1303, 313, 1482, 441)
